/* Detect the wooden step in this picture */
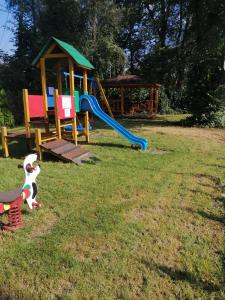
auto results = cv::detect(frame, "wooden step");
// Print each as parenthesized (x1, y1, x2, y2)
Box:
(53, 143, 78, 154)
(61, 147, 89, 160)
(41, 138, 94, 164)
(41, 139, 68, 150)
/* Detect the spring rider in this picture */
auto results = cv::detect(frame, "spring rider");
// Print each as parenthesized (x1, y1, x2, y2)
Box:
(0, 154, 41, 231)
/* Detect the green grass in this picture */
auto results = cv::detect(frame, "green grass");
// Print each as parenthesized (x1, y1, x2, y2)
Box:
(0, 115, 224, 299)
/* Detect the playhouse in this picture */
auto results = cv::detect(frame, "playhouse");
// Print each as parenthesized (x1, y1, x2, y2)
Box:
(1, 37, 148, 163)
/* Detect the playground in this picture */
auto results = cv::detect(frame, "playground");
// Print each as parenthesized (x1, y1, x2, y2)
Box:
(0, 115, 224, 299)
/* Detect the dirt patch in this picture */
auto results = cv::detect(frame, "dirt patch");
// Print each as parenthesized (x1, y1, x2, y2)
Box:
(29, 212, 58, 239)
(64, 236, 118, 262)
(150, 149, 171, 155)
(146, 126, 225, 144)
(126, 207, 164, 222)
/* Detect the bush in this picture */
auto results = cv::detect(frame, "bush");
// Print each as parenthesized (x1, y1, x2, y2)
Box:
(159, 86, 176, 115)
(0, 109, 15, 127)
(206, 111, 225, 128)
(184, 85, 225, 128)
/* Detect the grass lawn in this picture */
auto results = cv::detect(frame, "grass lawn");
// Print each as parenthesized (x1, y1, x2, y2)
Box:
(0, 115, 224, 299)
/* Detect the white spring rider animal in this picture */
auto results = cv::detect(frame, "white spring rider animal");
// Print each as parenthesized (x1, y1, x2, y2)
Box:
(0, 154, 41, 231)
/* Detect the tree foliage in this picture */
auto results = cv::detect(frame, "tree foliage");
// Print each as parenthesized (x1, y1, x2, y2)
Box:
(0, 0, 225, 125)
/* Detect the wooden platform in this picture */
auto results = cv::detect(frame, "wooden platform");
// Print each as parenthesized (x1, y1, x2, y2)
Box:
(5, 131, 34, 139)
(40, 139, 94, 165)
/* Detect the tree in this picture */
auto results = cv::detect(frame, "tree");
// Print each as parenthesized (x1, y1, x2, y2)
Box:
(186, 0, 225, 120)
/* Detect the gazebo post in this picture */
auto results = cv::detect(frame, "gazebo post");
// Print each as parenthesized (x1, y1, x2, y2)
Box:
(120, 87, 124, 115)
(155, 85, 159, 114)
(149, 85, 154, 115)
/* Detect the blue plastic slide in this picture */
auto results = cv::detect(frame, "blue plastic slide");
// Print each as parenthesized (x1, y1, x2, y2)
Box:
(80, 95, 148, 150)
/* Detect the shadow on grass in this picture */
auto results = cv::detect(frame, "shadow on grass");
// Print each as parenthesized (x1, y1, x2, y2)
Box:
(197, 210, 224, 224)
(141, 259, 221, 293)
(82, 141, 132, 150)
(205, 163, 225, 169)
(0, 139, 34, 159)
(91, 116, 184, 131)
(184, 207, 224, 224)
(0, 289, 27, 300)
(80, 156, 102, 165)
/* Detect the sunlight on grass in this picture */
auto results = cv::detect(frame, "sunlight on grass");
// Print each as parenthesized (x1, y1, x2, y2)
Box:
(0, 115, 224, 299)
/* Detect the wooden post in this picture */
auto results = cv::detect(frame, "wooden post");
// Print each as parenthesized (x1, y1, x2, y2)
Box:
(69, 58, 75, 96)
(84, 111, 90, 143)
(1, 127, 9, 158)
(155, 85, 159, 114)
(120, 87, 125, 115)
(72, 114, 78, 146)
(23, 89, 31, 138)
(83, 69, 88, 94)
(149, 86, 154, 115)
(93, 86, 97, 97)
(35, 128, 42, 161)
(54, 89, 61, 139)
(68, 59, 77, 143)
(56, 62, 62, 94)
(40, 58, 48, 118)
(89, 80, 93, 94)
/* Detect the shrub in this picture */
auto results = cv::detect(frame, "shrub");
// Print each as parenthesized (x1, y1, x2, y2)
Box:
(159, 86, 176, 115)
(0, 89, 15, 127)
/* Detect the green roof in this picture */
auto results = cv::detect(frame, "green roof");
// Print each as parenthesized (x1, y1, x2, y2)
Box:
(32, 37, 94, 69)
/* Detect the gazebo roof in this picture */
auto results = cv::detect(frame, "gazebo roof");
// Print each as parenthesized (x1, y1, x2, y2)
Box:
(101, 75, 159, 88)
(32, 37, 94, 69)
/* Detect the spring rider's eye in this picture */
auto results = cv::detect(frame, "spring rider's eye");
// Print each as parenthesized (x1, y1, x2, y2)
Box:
(26, 163, 34, 173)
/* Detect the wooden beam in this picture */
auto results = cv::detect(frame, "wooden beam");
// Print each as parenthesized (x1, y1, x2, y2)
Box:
(69, 57, 75, 96)
(56, 62, 62, 94)
(77, 64, 91, 70)
(83, 69, 88, 94)
(45, 53, 69, 59)
(96, 78, 114, 119)
(40, 58, 48, 118)
(101, 83, 160, 89)
(45, 43, 57, 56)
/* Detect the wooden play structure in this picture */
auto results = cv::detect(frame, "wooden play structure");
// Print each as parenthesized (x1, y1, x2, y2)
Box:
(1, 37, 95, 163)
(101, 75, 160, 116)
(1, 37, 149, 156)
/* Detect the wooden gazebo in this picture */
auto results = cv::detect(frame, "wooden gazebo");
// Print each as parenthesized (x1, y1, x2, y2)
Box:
(101, 75, 160, 116)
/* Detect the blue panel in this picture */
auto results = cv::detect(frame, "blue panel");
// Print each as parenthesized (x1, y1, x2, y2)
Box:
(48, 96, 54, 108)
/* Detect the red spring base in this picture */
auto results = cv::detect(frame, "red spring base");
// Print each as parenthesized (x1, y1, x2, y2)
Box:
(1, 202, 22, 232)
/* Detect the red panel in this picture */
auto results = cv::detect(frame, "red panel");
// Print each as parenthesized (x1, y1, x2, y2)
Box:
(0, 203, 4, 213)
(28, 95, 45, 118)
(56, 95, 75, 120)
